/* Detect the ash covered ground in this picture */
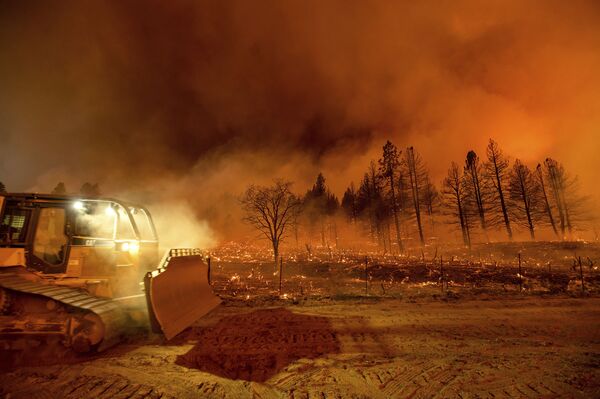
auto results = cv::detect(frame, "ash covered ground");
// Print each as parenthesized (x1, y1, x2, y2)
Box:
(1, 241, 599, 399)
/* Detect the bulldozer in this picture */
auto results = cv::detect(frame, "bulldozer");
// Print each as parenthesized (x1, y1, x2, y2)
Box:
(0, 193, 221, 354)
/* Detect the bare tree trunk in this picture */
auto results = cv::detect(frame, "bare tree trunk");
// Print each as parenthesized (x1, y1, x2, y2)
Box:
(517, 172, 535, 240)
(468, 163, 487, 233)
(457, 196, 471, 248)
(273, 241, 279, 273)
(407, 147, 425, 245)
(491, 152, 512, 239)
(388, 175, 404, 253)
(546, 161, 566, 237)
(536, 165, 559, 238)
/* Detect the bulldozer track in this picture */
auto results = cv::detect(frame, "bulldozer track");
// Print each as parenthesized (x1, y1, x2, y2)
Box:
(0, 271, 128, 351)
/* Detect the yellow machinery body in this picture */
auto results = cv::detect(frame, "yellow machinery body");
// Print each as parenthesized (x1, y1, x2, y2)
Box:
(0, 193, 220, 352)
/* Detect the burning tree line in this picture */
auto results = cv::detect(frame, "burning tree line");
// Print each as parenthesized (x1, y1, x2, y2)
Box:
(240, 138, 593, 262)
(340, 142, 438, 253)
(341, 139, 591, 251)
(441, 139, 589, 248)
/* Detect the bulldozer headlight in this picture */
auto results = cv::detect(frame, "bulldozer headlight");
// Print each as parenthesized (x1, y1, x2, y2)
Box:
(117, 241, 140, 254)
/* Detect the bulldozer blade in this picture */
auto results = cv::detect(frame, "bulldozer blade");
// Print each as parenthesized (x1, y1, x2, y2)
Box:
(145, 252, 220, 340)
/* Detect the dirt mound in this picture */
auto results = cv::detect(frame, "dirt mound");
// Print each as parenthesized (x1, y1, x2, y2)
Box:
(176, 308, 340, 382)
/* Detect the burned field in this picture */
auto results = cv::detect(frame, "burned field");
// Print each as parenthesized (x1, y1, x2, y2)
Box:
(209, 241, 600, 300)
(1, 242, 599, 399)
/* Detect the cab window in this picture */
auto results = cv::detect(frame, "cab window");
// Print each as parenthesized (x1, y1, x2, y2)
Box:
(73, 203, 115, 239)
(130, 207, 156, 240)
(116, 205, 136, 240)
(0, 207, 31, 244)
(33, 207, 68, 265)
(72, 201, 137, 240)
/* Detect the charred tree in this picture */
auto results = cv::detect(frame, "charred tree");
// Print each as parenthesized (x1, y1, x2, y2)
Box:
(406, 146, 427, 246)
(543, 158, 589, 238)
(369, 161, 390, 253)
(303, 173, 337, 247)
(421, 176, 439, 234)
(535, 164, 559, 238)
(544, 158, 571, 237)
(508, 160, 544, 240)
(357, 173, 377, 241)
(485, 139, 512, 240)
(240, 180, 302, 270)
(378, 140, 404, 253)
(341, 184, 359, 224)
(442, 162, 472, 248)
(464, 150, 489, 239)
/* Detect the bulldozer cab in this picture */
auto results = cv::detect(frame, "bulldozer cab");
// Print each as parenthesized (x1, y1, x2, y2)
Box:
(1, 193, 220, 343)
(0, 194, 158, 288)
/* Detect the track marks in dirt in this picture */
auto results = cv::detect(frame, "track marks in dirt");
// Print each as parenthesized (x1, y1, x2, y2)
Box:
(1, 298, 598, 398)
(0, 373, 169, 399)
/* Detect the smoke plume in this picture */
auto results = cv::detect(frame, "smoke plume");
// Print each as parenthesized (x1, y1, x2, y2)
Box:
(1, 0, 599, 241)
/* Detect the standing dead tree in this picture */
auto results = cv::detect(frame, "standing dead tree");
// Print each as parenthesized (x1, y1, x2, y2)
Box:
(442, 162, 472, 248)
(240, 180, 302, 271)
(464, 150, 490, 240)
(485, 139, 513, 240)
(421, 175, 439, 234)
(536, 164, 559, 238)
(356, 162, 391, 253)
(508, 160, 544, 240)
(545, 158, 571, 237)
(406, 146, 429, 246)
(378, 140, 404, 253)
(543, 158, 590, 238)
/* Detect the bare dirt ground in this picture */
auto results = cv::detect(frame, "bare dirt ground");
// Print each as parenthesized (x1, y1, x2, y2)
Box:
(1, 295, 599, 399)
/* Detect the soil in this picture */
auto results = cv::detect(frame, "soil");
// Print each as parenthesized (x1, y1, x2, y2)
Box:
(2, 242, 599, 398)
(1, 295, 599, 398)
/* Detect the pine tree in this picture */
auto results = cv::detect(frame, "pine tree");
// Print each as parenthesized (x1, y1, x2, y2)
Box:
(421, 176, 439, 234)
(464, 150, 490, 239)
(303, 173, 339, 247)
(356, 162, 389, 252)
(543, 158, 589, 238)
(341, 184, 358, 224)
(406, 146, 429, 246)
(508, 160, 545, 240)
(52, 182, 67, 195)
(485, 139, 512, 240)
(535, 164, 559, 238)
(378, 141, 404, 252)
(442, 162, 472, 248)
